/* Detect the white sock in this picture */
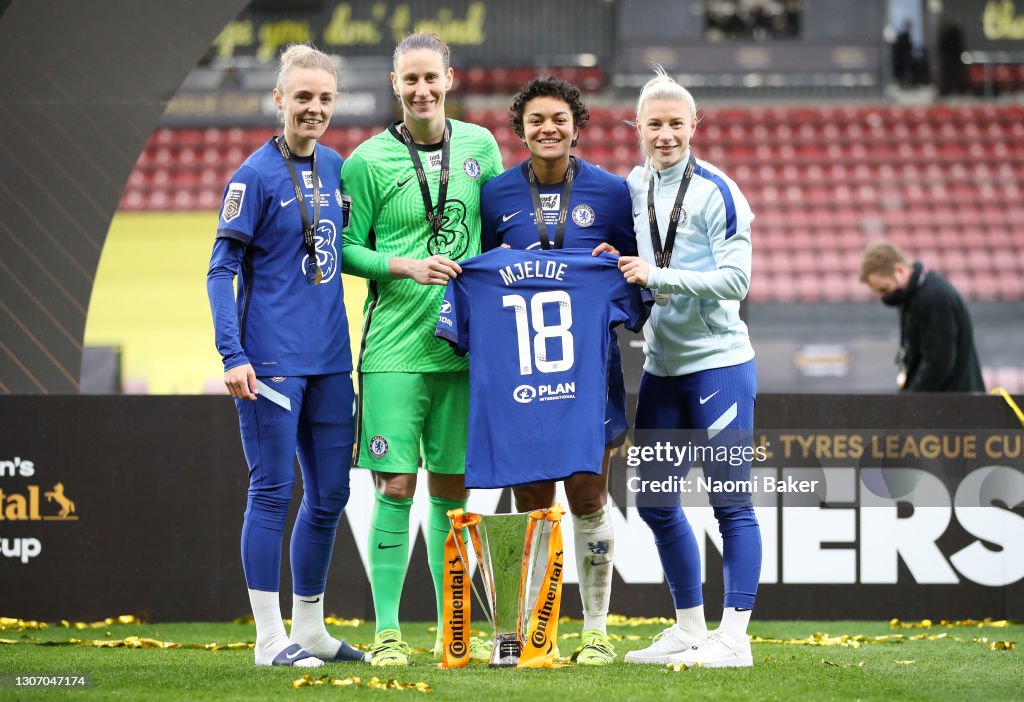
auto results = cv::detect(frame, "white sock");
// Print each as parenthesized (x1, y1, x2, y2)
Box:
(250, 588, 320, 666)
(675, 605, 708, 640)
(290, 592, 342, 659)
(717, 607, 752, 642)
(573, 506, 613, 634)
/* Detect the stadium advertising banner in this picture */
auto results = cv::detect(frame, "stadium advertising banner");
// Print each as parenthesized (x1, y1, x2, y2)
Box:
(162, 68, 395, 127)
(209, 0, 615, 66)
(947, 0, 1024, 50)
(2, 394, 1021, 622)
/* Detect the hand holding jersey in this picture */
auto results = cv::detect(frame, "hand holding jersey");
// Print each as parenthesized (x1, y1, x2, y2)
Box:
(618, 256, 650, 287)
(591, 241, 622, 257)
(390, 254, 463, 284)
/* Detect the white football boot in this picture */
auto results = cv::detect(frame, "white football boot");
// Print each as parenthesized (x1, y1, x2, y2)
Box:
(623, 625, 703, 665)
(667, 629, 753, 668)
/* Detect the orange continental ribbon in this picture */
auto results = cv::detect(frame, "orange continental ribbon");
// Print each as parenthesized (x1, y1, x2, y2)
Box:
(441, 509, 479, 668)
(518, 505, 565, 668)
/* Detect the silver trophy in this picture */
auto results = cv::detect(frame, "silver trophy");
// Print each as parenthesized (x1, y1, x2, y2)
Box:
(448, 511, 551, 667)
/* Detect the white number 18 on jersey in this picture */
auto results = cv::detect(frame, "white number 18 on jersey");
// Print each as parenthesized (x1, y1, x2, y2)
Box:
(501, 290, 575, 375)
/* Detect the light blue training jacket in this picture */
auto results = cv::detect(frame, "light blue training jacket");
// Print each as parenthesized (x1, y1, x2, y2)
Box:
(626, 150, 755, 377)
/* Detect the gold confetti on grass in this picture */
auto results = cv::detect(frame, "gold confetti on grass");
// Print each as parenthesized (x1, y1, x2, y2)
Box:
(235, 615, 362, 627)
(2, 615, 144, 632)
(666, 661, 700, 672)
(192, 642, 255, 651)
(324, 616, 362, 627)
(70, 636, 179, 649)
(889, 618, 1009, 629)
(7, 637, 257, 650)
(292, 674, 431, 692)
(64, 615, 144, 628)
(750, 633, 905, 648)
(1, 617, 49, 631)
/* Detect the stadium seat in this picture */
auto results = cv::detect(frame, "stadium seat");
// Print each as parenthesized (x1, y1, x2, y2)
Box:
(118, 106, 1024, 303)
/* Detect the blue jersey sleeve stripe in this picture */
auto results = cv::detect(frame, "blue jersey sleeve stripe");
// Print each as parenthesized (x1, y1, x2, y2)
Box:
(217, 228, 252, 243)
(694, 164, 737, 240)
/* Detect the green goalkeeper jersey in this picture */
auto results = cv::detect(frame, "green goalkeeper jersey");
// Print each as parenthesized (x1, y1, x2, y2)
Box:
(341, 119, 503, 373)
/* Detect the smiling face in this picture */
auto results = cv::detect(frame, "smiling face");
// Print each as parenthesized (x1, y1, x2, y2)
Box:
(274, 66, 337, 153)
(522, 95, 577, 165)
(638, 97, 696, 171)
(391, 47, 453, 130)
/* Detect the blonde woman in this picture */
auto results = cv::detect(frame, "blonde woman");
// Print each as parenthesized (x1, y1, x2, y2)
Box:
(618, 67, 760, 668)
(207, 44, 364, 667)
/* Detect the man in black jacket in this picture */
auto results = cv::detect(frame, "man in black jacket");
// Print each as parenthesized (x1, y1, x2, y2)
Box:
(859, 241, 985, 392)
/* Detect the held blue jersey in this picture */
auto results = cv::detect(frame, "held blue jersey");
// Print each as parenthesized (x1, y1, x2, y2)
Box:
(481, 158, 638, 446)
(480, 159, 637, 255)
(208, 138, 352, 376)
(435, 248, 650, 489)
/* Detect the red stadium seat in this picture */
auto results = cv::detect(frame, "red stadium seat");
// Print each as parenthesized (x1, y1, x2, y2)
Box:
(119, 105, 1024, 300)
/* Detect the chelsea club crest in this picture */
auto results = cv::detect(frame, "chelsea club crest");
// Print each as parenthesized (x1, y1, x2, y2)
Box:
(571, 204, 595, 227)
(463, 158, 481, 179)
(369, 435, 389, 458)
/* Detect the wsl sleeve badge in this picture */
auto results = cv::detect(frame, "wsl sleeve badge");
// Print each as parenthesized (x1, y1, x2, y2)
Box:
(221, 183, 246, 223)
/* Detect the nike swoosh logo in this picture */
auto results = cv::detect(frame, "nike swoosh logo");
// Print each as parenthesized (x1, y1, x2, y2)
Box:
(502, 210, 523, 222)
(699, 390, 720, 404)
(591, 559, 612, 566)
(280, 196, 297, 207)
(300, 597, 320, 604)
(285, 648, 302, 659)
(396, 177, 412, 188)
(633, 211, 640, 217)
(604, 418, 612, 425)
(377, 542, 402, 550)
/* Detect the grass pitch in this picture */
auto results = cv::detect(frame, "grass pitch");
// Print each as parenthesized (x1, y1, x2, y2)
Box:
(1, 618, 1019, 701)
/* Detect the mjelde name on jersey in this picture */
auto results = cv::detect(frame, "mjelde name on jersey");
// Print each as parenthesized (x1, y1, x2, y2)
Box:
(499, 260, 568, 286)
